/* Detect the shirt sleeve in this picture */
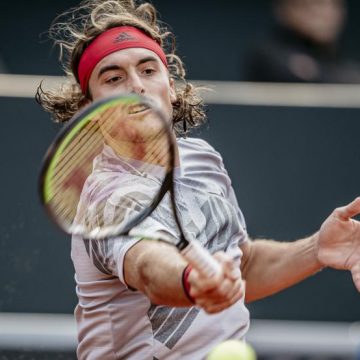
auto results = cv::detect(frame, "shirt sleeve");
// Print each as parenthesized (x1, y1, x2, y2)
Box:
(84, 214, 178, 286)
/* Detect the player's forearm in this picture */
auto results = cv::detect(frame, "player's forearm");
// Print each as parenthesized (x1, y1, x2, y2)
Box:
(241, 234, 324, 302)
(124, 240, 192, 306)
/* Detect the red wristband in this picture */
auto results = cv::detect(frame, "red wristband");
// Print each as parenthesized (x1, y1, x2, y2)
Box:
(182, 264, 195, 303)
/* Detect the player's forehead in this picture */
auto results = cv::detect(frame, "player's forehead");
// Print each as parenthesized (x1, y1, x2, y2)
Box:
(93, 48, 163, 72)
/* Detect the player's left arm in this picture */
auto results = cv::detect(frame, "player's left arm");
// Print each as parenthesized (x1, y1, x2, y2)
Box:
(240, 197, 360, 303)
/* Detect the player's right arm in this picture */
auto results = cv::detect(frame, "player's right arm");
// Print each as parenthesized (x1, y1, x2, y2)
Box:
(124, 240, 244, 313)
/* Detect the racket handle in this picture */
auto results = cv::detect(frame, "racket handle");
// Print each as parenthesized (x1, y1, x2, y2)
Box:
(181, 241, 221, 277)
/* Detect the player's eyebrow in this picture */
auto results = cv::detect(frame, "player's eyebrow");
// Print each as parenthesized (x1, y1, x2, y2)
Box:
(137, 56, 158, 65)
(97, 64, 122, 78)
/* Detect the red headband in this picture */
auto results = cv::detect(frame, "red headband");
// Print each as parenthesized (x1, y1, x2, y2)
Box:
(77, 26, 168, 94)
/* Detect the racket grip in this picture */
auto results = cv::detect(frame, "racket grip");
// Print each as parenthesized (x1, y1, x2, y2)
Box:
(181, 241, 221, 277)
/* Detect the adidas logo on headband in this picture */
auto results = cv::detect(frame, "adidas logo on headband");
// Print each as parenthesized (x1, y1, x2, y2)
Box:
(114, 32, 135, 43)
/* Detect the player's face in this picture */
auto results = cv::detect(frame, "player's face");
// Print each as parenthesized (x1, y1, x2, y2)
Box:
(88, 47, 177, 124)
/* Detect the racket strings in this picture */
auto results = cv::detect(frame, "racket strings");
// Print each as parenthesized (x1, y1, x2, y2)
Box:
(53, 146, 170, 231)
(99, 105, 172, 169)
(75, 138, 171, 234)
(48, 101, 173, 234)
(51, 104, 134, 186)
(50, 108, 112, 187)
(51, 105, 170, 193)
(49, 106, 128, 208)
(49, 121, 104, 222)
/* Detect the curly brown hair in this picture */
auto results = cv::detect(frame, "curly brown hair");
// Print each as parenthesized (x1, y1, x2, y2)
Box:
(36, 0, 206, 136)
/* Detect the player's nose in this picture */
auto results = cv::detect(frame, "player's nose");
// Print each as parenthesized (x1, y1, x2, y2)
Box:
(127, 74, 145, 95)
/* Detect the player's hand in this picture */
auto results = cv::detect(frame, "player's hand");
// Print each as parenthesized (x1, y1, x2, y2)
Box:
(187, 252, 245, 314)
(317, 197, 360, 291)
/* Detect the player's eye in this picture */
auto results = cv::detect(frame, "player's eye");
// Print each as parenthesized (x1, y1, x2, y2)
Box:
(143, 68, 156, 75)
(105, 75, 122, 84)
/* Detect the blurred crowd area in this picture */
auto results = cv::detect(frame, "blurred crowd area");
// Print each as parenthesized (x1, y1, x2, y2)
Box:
(1, 0, 360, 83)
(244, 0, 360, 83)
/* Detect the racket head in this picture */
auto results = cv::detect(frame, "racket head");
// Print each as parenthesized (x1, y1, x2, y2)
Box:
(39, 93, 175, 239)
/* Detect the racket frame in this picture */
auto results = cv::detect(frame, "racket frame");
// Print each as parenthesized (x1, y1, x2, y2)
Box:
(39, 93, 220, 276)
(39, 94, 174, 237)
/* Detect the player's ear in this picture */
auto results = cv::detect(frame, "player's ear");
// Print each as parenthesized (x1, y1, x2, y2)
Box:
(169, 78, 177, 104)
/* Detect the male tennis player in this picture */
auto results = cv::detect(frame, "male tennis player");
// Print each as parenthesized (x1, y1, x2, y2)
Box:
(37, 1, 360, 359)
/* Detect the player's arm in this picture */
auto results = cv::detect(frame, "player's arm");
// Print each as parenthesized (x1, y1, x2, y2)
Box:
(241, 197, 360, 302)
(240, 234, 323, 303)
(124, 239, 244, 312)
(124, 240, 191, 306)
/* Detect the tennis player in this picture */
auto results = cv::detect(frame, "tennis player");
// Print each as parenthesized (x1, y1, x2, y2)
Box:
(37, 1, 360, 359)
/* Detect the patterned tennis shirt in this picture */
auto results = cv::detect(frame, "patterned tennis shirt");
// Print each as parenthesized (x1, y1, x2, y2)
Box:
(71, 137, 250, 360)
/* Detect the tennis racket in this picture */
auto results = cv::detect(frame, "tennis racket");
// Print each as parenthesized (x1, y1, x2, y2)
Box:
(39, 93, 220, 277)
